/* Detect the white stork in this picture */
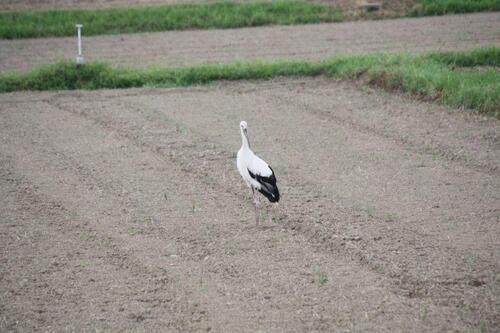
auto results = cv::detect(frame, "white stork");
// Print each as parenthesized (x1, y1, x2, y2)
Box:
(237, 121, 280, 225)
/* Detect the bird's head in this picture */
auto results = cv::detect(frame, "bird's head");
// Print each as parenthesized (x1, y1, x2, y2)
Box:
(240, 121, 248, 136)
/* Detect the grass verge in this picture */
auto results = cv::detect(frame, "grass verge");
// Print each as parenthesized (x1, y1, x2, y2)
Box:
(0, 47, 498, 117)
(409, 0, 500, 16)
(1, 0, 498, 39)
(0, 1, 341, 39)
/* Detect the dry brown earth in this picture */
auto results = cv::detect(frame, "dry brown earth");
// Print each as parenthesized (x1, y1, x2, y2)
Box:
(0, 0, 206, 11)
(1, 12, 499, 73)
(1, 77, 499, 331)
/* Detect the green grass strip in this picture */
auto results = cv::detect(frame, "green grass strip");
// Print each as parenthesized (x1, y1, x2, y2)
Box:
(0, 1, 341, 39)
(409, 0, 500, 16)
(1, 47, 499, 117)
(427, 47, 500, 67)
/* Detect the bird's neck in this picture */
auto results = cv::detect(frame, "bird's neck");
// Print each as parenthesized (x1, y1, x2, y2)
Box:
(241, 130, 250, 150)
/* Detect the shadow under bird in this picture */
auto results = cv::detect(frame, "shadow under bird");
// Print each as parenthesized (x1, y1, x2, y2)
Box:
(237, 121, 280, 225)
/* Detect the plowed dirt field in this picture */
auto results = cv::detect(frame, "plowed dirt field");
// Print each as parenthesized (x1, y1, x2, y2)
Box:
(1, 77, 499, 331)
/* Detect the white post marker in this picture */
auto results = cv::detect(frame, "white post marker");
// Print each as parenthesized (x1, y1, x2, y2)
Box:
(75, 24, 84, 64)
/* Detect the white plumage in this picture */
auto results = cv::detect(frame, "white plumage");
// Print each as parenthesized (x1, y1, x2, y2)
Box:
(237, 121, 279, 225)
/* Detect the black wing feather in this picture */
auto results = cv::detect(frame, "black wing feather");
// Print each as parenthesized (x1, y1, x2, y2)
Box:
(248, 166, 280, 203)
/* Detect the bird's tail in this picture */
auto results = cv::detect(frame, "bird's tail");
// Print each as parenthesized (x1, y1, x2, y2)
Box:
(259, 182, 280, 203)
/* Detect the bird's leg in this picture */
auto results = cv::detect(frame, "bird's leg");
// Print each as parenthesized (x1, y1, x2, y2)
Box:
(252, 188, 259, 226)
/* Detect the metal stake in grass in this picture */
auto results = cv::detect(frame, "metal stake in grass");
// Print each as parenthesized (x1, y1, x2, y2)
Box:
(75, 24, 84, 65)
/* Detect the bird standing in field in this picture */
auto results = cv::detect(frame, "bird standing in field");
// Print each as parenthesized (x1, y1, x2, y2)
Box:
(237, 121, 280, 226)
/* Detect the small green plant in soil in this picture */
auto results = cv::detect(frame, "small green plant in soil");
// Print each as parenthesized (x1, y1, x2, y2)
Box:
(127, 226, 143, 236)
(316, 271, 328, 286)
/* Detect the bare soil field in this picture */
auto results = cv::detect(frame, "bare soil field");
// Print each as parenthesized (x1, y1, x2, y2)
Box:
(1, 77, 499, 332)
(0, 0, 206, 11)
(1, 12, 499, 73)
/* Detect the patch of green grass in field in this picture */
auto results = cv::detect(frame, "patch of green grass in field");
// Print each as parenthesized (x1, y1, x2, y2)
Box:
(0, 1, 341, 39)
(0, 47, 498, 117)
(359, 49, 500, 115)
(409, 0, 500, 16)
